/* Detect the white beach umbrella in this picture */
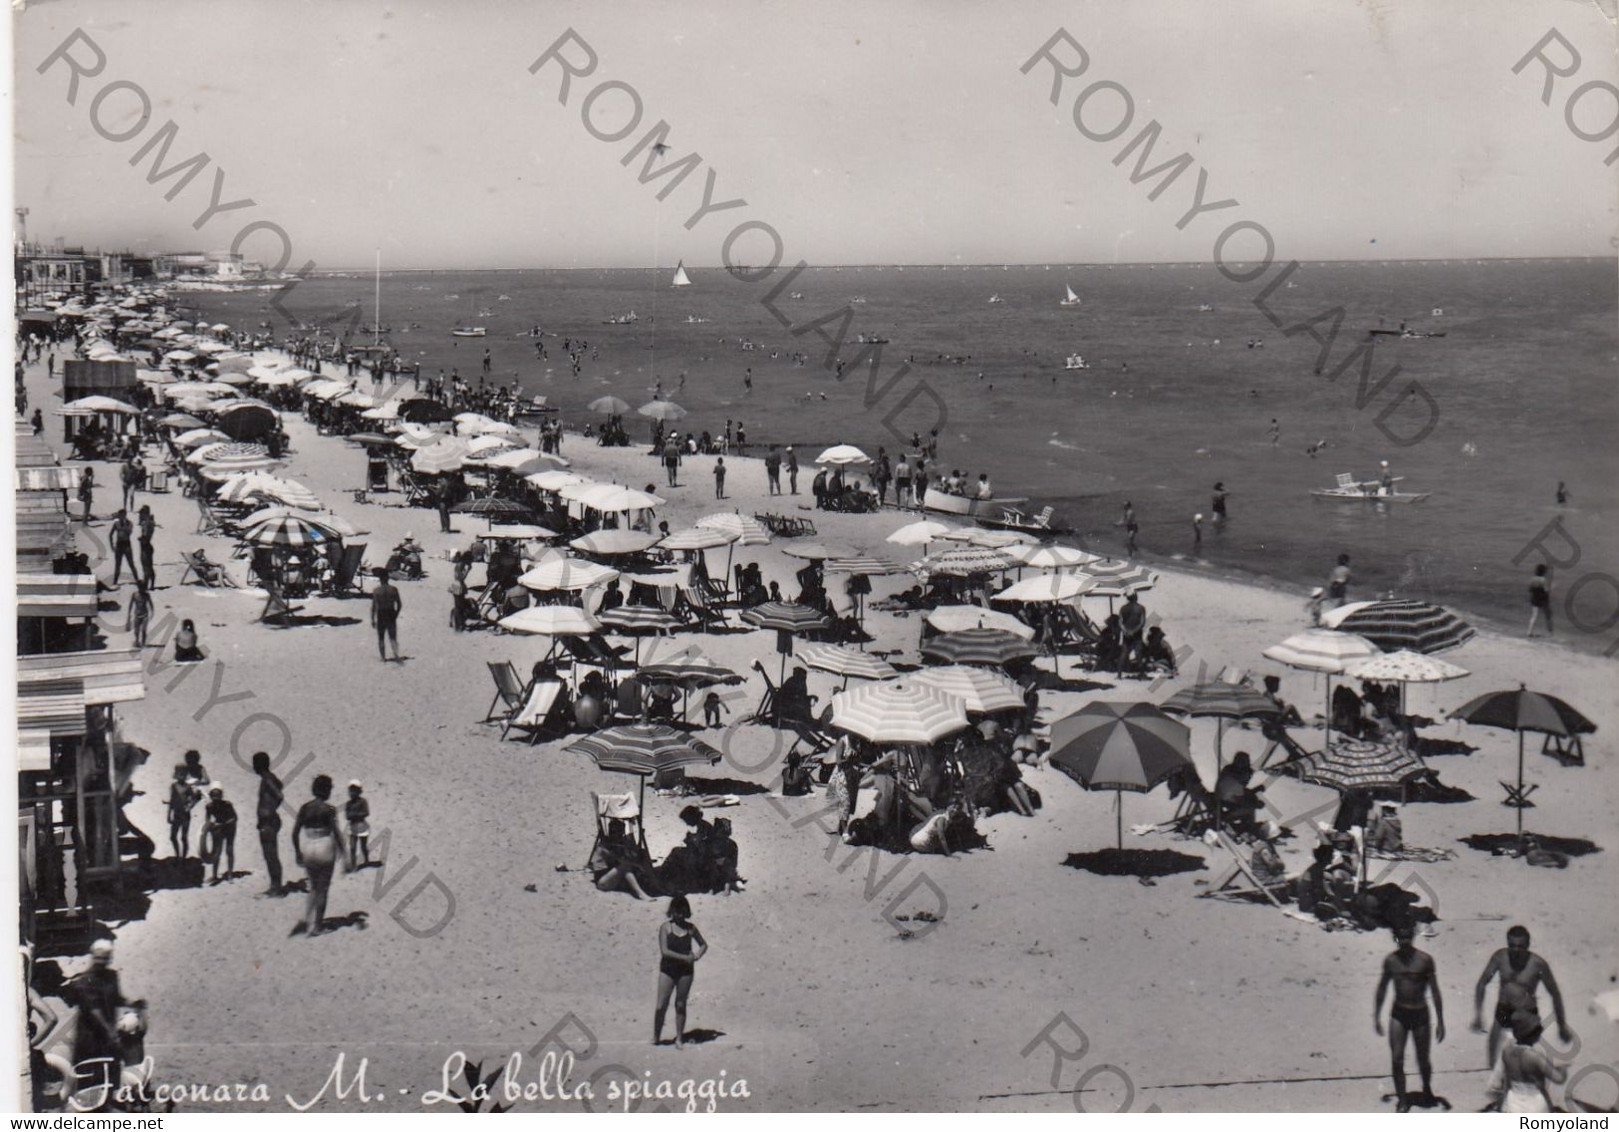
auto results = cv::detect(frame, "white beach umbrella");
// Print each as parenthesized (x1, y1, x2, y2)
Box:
(526, 470, 588, 493)
(887, 520, 956, 547)
(518, 557, 620, 592)
(994, 573, 1096, 603)
(816, 444, 870, 466)
(1007, 543, 1105, 570)
(923, 605, 1035, 639)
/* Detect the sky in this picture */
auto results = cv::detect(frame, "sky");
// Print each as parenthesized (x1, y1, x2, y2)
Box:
(10, 0, 1619, 269)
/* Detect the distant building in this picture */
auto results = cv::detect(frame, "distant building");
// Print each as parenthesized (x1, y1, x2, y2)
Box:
(156, 250, 245, 278)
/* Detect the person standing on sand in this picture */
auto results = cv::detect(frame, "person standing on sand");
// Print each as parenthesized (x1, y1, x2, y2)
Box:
(1471, 925, 1573, 1069)
(137, 505, 158, 588)
(370, 568, 403, 662)
(764, 445, 781, 495)
(125, 581, 152, 649)
(653, 895, 708, 1049)
(291, 774, 349, 937)
(786, 446, 798, 494)
(253, 751, 285, 895)
(1527, 565, 1553, 637)
(1374, 923, 1446, 1112)
(663, 436, 682, 486)
(713, 457, 726, 500)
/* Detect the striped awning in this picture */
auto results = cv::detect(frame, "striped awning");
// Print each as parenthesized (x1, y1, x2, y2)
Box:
(15, 467, 84, 491)
(17, 681, 89, 735)
(17, 649, 145, 704)
(16, 575, 100, 619)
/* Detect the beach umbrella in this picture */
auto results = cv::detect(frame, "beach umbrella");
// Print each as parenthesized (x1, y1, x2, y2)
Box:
(173, 427, 231, 449)
(158, 413, 206, 430)
(198, 454, 285, 480)
(796, 643, 897, 688)
(216, 473, 321, 510)
(346, 432, 395, 447)
(527, 470, 588, 493)
(1345, 650, 1470, 715)
(780, 542, 857, 562)
(336, 391, 376, 409)
(456, 414, 524, 439)
(1160, 680, 1281, 823)
(937, 527, 1036, 548)
(914, 546, 1019, 577)
(695, 512, 772, 546)
(1048, 701, 1194, 848)
(636, 653, 745, 721)
(1322, 599, 1476, 655)
(1264, 628, 1381, 742)
(1449, 686, 1597, 839)
(60, 395, 140, 415)
(497, 606, 601, 636)
(475, 446, 541, 469)
(566, 724, 722, 808)
(477, 523, 556, 542)
(994, 573, 1095, 603)
(239, 514, 336, 548)
(411, 437, 472, 474)
(519, 557, 619, 593)
(1007, 543, 1105, 570)
(824, 554, 904, 576)
(359, 399, 400, 418)
(816, 444, 869, 466)
(189, 440, 267, 465)
(240, 506, 365, 538)
(923, 605, 1035, 639)
(920, 627, 1039, 668)
(660, 526, 738, 552)
(1290, 738, 1427, 794)
(163, 349, 197, 362)
(569, 484, 665, 513)
(741, 601, 831, 634)
(452, 496, 532, 518)
(589, 395, 631, 415)
(596, 605, 681, 664)
(1084, 561, 1159, 597)
(570, 529, 659, 557)
(887, 520, 956, 548)
(911, 665, 1026, 714)
(829, 680, 969, 745)
(638, 400, 688, 421)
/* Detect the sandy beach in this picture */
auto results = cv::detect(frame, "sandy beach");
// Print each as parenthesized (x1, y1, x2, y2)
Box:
(20, 338, 1619, 1114)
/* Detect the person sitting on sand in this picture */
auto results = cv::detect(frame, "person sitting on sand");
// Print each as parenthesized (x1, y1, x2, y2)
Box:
(174, 619, 205, 663)
(910, 798, 973, 855)
(1215, 752, 1266, 835)
(998, 749, 1036, 817)
(707, 818, 745, 894)
(592, 819, 655, 900)
(658, 806, 715, 892)
(1143, 625, 1178, 676)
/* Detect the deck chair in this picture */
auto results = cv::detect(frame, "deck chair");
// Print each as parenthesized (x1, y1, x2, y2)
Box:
(676, 587, 729, 631)
(1031, 505, 1055, 529)
(613, 677, 646, 722)
(1256, 720, 1314, 770)
(324, 543, 368, 596)
(503, 678, 568, 743)
(587, 791, 649, 868)
(1333, 472, 1356, 490)
(1200, 829, 1307, 920)
(1163, 766, 1218, 837)
(180, 549, 236, 587)
(484, 660, 530, 723)
(258, 581, 304, 624)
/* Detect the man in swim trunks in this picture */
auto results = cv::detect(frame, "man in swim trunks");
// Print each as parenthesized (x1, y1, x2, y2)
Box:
(1375, 923, 1445, 1111)
(1471, 924, 1572, 1068)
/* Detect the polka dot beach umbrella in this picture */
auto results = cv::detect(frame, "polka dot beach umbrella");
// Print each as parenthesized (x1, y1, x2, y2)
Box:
(913, 546, 1019, 578)
(829, 679, 970, 745)
(1048, 701, 1194, 848)
(1322, 599, 1476, 655)
(1344, 650, 1471, 715)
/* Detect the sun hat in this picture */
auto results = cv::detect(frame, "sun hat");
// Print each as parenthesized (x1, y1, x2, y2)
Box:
(90, 939, 114, 958)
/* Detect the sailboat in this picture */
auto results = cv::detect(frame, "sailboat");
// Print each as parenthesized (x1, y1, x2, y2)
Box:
(1059, 285, 1082, 308)
(452, 289, 487, 337)
(671, 261, 692, 287)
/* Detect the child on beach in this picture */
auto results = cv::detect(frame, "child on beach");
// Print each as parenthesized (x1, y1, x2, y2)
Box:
(653, 896, 708, 1048)
(202, 785, 237, 884)
(702, 691, 729, 729)
(345, 781, 371, 870)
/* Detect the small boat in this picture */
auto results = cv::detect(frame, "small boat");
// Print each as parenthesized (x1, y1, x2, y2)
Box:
(451, 326, 487, 337)
(600, 311, 638, 325)
(1064, 354, 1090, 371)
(1368, 326, 1447, 339)
(671, 262, 692, 287)
(789, 292, 804, 300)
(1197, 303, 1214, 312)
(1311, 473, 1430, 504)
(849, 296, 867, 304)
(1060, 285, 1082, 308)
(684, 315, 711, 324)
(923, 493, 1028, 519)
(857, 333, 890, 344)
(988, 294, 1003, 304)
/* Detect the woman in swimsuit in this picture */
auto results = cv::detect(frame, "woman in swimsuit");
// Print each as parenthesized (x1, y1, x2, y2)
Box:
(653, 896, 707, 1048)
(1485, 1016, 1567, 1113)
(291, 774, 349, 937)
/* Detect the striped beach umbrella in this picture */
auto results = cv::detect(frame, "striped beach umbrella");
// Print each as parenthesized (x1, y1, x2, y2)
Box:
(216, 473, 320, 510)
(741, 601, 831, 634)
(923, 605, 1035, 640)
(1160, 680, 1280, 816)
(695, 512, 772, 546)
(994, 573, 1095, 603)
(173, 428, 231, 449)
(1264, 629, 1381, 738)
(781, 542, 858, 562)
(796, 643, 897, 687)
(824, 554, 905, 576)
(1084, 561, 1159, 596)
(596, 605, 681, 664)
(1322, 599, 1476, 655)
(920, 627, 1040, 667)
(829, 680, 969, 745)
(1290, 738, 1427, 794)
(636, 654, 743, 689)
(911, 665, 1026, 714)
(566, 724, 721, 807)
(240, 506, 365, 538)
(410, 437, 472, 474)
(914, 546, 1019, 577)
(240, 514, 336, 548)
(188, 440, 267, 466)
(453, 496, 532, 518)
(660, 526, 738, 552)
(1048, 701, 1193, 848)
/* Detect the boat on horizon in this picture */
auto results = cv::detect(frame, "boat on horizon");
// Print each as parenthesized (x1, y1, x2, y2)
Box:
(671, 262, 692, 287)
(988, 294, 1004, 304)
(1059, 285, 1082, 308)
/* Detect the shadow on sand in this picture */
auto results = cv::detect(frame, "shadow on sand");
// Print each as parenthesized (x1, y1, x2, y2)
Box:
(1062, 847, 1207, 879)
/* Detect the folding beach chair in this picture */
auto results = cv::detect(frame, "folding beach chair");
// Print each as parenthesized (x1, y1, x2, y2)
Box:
(1031, 505, 1056, 530)
(484, 660, 530, 723)
(1200, 830, 1305, 917)
(675, 587, 729, 631)
(180, 549, 236, 588)
(503, 677, 568, 743)
(324, 543, 369, 597)
(586, 791, 648, 868)
(258, 581, 304, 624)
(1334, 473, 1356, 490)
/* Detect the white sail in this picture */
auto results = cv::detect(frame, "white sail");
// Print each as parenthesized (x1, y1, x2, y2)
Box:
(671, 262, 692, 287)
(1064, 285, 1079, 302)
